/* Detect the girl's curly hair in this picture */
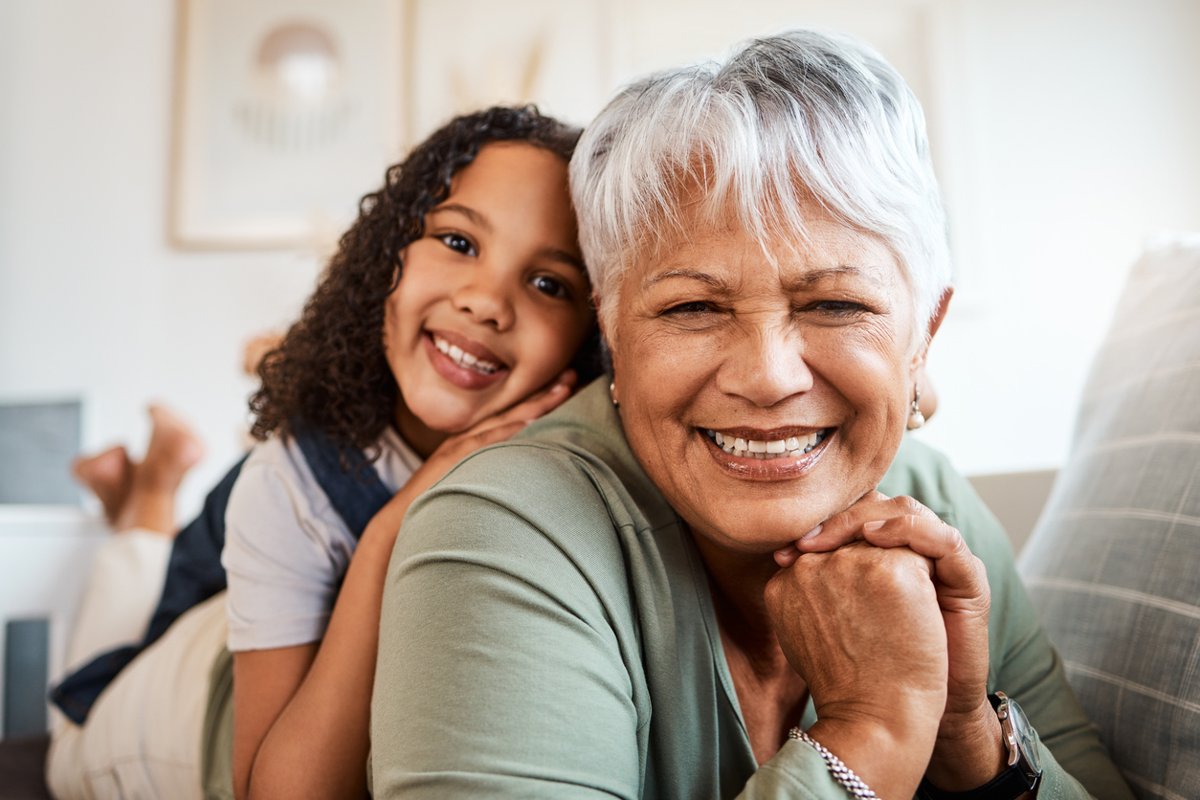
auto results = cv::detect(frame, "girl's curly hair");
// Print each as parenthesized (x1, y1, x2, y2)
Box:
(249, 105, 601, 453)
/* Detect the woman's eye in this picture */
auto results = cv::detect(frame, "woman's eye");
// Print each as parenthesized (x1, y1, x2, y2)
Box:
(531, 274, 571, 300)
(662, 301, 714, 316)
(807, 300, 867, 316)
(437, 233, 476, 256)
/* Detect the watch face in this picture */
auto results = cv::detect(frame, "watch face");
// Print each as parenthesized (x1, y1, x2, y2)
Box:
(1005, 698, 1043, 774)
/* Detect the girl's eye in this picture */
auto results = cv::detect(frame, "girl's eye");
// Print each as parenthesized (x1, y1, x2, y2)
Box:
(531, 274, 571, 300)
(437, 233, 476, 256)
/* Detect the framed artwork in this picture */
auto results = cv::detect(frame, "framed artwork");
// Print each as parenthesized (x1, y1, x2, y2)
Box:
(405, 0, 612, 140)
(169, 0, 410, 249)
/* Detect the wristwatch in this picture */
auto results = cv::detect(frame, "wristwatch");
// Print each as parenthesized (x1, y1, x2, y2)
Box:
(917, 691, 1043, 799)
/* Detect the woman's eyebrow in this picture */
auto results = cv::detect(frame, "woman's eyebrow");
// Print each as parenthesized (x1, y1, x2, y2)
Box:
(428, 203, 491, 232)
(642, 268, 728, 290)
(783, 265, 886, 290)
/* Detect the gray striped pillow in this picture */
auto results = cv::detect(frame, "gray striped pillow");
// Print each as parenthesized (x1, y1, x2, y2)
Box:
(1019, 235, 1200, 800)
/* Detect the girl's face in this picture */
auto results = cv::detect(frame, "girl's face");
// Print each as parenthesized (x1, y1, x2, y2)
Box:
(384, 142, 594, 457)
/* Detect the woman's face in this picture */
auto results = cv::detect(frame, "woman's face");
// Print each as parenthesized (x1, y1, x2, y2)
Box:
(384, 142, 594, 456)
(609, 208, 930, 554)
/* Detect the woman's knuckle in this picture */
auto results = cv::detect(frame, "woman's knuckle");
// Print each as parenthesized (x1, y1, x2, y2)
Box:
(764, 573, 789, 607)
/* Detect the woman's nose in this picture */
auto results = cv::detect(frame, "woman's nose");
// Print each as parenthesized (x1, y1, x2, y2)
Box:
(451, 265, 516, 330)
(715, 325, 814, 407)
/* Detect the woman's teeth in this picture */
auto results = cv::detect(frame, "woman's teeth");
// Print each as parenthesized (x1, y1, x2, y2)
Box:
(704, 429, 828, 459)
(433, 335, 500, 375)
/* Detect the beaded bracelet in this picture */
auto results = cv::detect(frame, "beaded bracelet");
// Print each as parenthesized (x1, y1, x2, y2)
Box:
(788, 727, 879, 799)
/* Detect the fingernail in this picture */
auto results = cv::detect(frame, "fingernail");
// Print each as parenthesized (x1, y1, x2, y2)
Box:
(862, 520, 885, 533)
(800, 524, 822, 541)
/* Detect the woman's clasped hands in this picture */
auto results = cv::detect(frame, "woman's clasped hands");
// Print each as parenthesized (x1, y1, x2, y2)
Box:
(767, 493, 1007, 794)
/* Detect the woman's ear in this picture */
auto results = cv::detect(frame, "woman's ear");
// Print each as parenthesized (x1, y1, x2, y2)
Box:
(926, 286, 953, 343)
(911, 287, 953, 370)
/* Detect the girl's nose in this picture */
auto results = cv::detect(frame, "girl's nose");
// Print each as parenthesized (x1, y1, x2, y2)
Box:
(451, 265, 516, 331)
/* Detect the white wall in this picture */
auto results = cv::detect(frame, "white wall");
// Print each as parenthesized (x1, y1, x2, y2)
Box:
(2, 0, 1198, 520)
(917, 0, 1200, 473)
(0, 1, 326, 515)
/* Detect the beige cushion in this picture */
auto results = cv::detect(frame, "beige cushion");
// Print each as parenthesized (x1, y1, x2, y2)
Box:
(1019, 234, 1200, 800)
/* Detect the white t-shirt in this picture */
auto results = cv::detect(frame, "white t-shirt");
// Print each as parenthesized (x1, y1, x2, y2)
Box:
(222, 427, 421, 652)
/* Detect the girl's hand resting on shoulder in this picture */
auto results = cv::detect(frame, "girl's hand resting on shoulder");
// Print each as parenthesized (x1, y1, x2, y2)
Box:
(773, 493, 1005, 792)
(362, 370, 578, 545)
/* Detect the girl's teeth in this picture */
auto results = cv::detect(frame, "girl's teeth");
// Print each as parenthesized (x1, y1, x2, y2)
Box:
(706, 429, 828, 459)
(433, 335, 499, 374)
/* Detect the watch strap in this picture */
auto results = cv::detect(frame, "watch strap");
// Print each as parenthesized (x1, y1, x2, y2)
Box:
(916, 694, 1041, 800)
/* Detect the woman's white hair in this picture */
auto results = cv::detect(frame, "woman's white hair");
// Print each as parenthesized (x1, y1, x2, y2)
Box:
(570, 29, 952, 344)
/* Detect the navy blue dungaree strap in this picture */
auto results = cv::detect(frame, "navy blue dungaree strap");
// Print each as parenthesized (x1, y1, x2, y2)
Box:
(51, 425, 392, 724)
(291, 427, 392, 539)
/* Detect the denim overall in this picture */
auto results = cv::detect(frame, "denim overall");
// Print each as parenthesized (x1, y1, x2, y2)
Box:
(51, 426, 392, 724)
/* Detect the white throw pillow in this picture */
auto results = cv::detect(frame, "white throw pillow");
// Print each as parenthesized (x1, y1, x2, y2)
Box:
(1019, 234, 1200, 800)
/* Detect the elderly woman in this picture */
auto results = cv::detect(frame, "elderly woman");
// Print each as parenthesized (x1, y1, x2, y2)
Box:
(371, 31, 1131, 799)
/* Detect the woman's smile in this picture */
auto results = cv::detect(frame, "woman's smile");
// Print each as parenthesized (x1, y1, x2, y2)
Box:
(698, 425, 834, 479)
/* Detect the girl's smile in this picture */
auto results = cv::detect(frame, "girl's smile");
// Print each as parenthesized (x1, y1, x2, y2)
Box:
(423, 329, 507, 389)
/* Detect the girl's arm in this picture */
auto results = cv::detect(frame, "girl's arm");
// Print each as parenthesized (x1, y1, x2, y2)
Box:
(231, 378, 573, 800)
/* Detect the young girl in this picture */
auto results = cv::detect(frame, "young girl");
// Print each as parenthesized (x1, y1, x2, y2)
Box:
(47, 105, 600, 800)
(226, 105, 598, 799)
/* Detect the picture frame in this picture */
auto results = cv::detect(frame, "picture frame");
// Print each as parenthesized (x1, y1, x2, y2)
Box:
(405, 0, 612, 140)
(169, 0, 410, 249)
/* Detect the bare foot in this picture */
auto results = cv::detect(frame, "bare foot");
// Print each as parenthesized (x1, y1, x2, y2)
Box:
(140, 405, 205, 490)
(113, 405, 205, 535)
(71, 445, 133, 525)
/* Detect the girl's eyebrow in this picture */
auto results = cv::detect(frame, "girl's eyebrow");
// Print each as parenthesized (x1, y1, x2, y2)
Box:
(544, 248, 587, 273)
(431, 202, 586, 273)
(429, 203, 491, 232)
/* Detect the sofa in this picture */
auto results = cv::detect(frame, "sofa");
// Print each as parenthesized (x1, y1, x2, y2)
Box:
(1017, 234, 1200, 799)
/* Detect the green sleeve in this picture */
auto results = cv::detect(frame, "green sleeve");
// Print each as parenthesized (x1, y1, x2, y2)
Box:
(370, 454, 644, 798)
(371, 446, 877, 799)
(884, 440, 1133, 799)
(743, 740, 888, 798)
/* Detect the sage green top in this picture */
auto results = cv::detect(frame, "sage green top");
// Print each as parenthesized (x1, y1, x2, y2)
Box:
(371, 380, 1132, 799)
